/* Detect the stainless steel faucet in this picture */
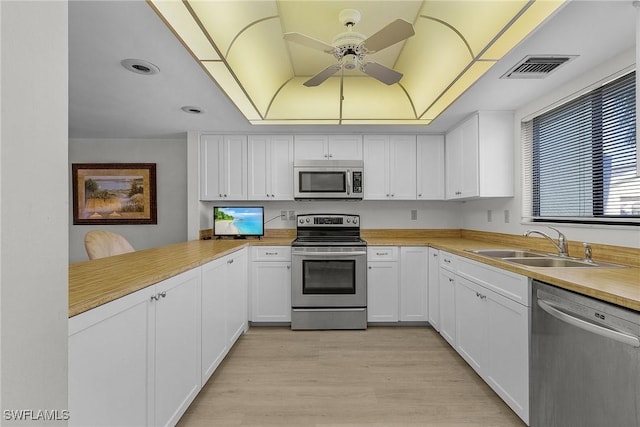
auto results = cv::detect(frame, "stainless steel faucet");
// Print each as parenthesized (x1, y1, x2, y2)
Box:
(524, 226, 569, 257)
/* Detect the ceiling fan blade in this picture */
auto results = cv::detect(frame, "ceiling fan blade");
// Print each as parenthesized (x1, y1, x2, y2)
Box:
(362, 19, 415, 52)
(361, 62, 403, 85)
(283, 32, 335, 54)
(303, 64, 342, 87)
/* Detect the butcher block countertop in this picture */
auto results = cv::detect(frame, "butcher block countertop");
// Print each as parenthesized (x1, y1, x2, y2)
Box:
(69, 229, 640, 317)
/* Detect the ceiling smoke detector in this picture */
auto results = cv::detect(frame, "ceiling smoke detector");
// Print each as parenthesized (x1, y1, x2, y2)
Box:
(121, 58, 160, 75)
(501, 55, 577, 79)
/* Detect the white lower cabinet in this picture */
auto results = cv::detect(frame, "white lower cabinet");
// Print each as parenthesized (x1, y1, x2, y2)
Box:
(201, 249, 248, 383)
(455, 275, 488, 373)
(367, 246, 428, 323)
(153, 270, 202, 427)
(454, 256, 530, 424)
(367, 247, 399, 322)
(69, 268, 202, 427)
(438, 267, 457, 347)
(250, 246, 291, 323)
(400, 246, 428, 321)
(70, 250, 249, 427)
(427, 248, 440, 331)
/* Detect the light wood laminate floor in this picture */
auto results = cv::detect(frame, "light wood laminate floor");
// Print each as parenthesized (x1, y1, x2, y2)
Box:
(178, 326, 526, 427)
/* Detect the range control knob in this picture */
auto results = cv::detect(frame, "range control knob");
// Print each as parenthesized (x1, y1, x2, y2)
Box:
(299, 219, 304, 224)
(352, 217, 358, 225)
(305, 218, 311, 223)
(346, 218, 351, 223)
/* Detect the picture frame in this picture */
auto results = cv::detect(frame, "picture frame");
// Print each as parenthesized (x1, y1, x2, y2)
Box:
(72, 163, 157, 225)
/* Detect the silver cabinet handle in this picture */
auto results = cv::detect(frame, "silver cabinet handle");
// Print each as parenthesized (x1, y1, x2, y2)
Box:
(538, 299, 640, 348)
(227, 258, 234, 264)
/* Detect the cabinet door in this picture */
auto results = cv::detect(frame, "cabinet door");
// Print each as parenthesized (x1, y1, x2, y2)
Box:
(199, 134, 224, 200)
(153, 269, 202, 427)
(269, 135, 294, 200)
(226, 249, 248, 346)
(459, 115, 479, 198)
(251, 261, 292, 322)
(486, 289, 529, 423)
(294, 135, 329, 160)
(389, 135, 416, 200)
(454, 276, 488, 374)
(445, 127, 463, 199)
(222, 135, 248, 200)
(363, 135, 389, 200)
(69, 287, 154, 427)
(427, 248, 440, 331)
(328, 135, 363, 160)
(438, 268, 456, 347)
(201, 257, 229, 382)
(417, 135, 445, 200)
(400, 246, 427, 321)
(247, 135, 270, 200)
(367, 261, 399, 322)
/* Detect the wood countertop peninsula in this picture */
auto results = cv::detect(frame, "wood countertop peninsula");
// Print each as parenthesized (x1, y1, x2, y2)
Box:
(69, 229, 640, 317)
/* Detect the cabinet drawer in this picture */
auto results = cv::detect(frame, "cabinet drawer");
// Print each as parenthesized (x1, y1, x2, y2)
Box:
(252, 246, 291, 262)
(367, 246, 398, 261)
(456, 256, 529, 306)
(439, 251, 457, 271)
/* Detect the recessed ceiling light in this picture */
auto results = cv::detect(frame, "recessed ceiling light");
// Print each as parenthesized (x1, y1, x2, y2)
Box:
(121, 58, 160, 75)
(181, 106, 204, 114)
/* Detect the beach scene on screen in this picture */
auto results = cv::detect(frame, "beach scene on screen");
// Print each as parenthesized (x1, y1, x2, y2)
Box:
(214, 207, 263, 235)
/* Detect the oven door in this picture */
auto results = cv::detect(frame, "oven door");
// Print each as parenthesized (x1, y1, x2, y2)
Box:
(291, 247, 367, 308)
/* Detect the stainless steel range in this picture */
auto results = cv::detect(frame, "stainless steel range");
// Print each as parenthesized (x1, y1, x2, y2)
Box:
(291, 214, 367, 330)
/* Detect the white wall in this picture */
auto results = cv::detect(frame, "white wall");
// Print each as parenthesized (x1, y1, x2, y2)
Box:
(461, 48, 640, 249)
(69, 138, 188, 263)
(198, 200, 463, 234)
(1, 1, 69, 424)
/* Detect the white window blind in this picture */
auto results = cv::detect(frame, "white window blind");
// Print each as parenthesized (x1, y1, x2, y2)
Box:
(522, 71, 638, 224)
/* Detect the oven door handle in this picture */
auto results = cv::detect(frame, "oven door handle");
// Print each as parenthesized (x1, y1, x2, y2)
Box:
(293, 251, 367, 257)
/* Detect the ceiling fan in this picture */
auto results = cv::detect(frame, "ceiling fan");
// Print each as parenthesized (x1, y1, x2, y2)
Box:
(283, 9, 415, 87)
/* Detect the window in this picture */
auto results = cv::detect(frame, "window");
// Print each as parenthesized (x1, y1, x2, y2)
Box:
(522, 71, 638, 225)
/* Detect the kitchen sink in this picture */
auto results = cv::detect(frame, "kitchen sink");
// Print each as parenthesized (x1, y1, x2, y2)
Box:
(503, 257, 626, 268)
(504, 257, 599, 268)
(469, 249, 546, 258)
(468, 249, 626, 268)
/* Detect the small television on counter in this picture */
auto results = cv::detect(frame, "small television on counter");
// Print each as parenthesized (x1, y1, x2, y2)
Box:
(213, 206, 264, 239)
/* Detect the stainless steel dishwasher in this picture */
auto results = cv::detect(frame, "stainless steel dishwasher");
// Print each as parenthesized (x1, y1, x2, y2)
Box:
(531, 280, 640, 427)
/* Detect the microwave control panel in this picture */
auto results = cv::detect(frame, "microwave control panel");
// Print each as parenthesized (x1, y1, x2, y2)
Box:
(352, 171, 363, 194)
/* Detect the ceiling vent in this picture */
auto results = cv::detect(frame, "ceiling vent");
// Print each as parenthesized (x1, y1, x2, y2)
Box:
(501, 55, 577, 79)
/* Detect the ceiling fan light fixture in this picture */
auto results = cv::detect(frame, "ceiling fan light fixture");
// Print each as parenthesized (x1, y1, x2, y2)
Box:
(149, 0, 568, 125)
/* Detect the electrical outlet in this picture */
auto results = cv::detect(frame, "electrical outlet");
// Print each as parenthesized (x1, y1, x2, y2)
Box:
(411, 209, 418, 220)
(504, 209, 510, 223)
(487, 210, 493, 222)
(288, 210, 296, 220)
(280, 210, 287, 220)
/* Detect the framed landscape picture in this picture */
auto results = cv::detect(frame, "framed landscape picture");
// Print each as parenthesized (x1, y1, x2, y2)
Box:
(72, 163, 157, 225)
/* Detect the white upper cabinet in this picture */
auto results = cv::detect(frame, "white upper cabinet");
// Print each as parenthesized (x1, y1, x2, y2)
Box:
(247, 135, 294, 200)
(294, 135, 363, 160)
(445, 111, 514, 200)
(417, 135, 445, 200)
(199, 134, 247, 200)
(364, 135, 417, 200)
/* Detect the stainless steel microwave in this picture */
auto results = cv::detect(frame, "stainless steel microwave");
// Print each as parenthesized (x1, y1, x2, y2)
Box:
(294, 160, 364, 200)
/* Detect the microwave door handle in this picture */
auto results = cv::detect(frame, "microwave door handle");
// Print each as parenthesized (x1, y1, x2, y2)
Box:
(346, 170, 352, 195)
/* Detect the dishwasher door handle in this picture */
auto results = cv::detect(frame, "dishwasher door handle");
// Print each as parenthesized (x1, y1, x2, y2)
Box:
(538, 299, 640, 348)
